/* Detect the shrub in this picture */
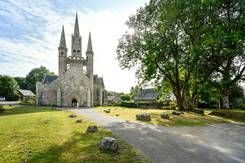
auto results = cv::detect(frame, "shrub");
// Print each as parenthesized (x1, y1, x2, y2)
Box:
(121, 101, 137, 108)
(169, 100, 176, 110)
(112, 101, 122, 106)
(21, 100, 35, 105)
(137, 102, 149, 109)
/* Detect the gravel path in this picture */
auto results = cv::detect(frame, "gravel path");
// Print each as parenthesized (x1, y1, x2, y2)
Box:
(72, 108, 245, 163)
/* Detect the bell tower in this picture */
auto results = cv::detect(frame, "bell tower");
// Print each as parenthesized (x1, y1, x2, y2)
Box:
(86, 32, 94, 107)
(58, 25, 67, 76)
(71, 13, 82, 58)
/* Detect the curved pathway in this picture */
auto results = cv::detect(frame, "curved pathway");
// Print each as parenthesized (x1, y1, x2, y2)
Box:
(71, 109, 245, 163)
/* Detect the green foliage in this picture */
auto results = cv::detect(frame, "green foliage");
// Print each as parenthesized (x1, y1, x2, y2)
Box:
(229, 84, 244, 104)
(120, 94, 131, 101)
(169, 100, 176, 110)
(117, 0, 244, 110)
(137, 102, 150, 109)
(109, 101, 122, 107)
(106, 91, 113, 96)
(21, 100, 35, 105)
(25, 66, 55, 93)
(121, 101, 137, 108)
(130, 85, 140, 98)
(0, 75, 19, 100)
(14, 77, 27, 89)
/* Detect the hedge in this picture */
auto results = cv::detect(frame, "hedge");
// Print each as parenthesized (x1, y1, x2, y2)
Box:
(121, 101, 137, 108)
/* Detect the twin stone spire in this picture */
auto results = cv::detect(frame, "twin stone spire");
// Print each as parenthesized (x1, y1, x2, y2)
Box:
(59, 13, 93, 54)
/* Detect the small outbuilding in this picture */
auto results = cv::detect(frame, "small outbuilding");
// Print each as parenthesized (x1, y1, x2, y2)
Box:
(134, 88, 159, 104)
(107, 96, 122, 104)
(18, 89, 35, 102)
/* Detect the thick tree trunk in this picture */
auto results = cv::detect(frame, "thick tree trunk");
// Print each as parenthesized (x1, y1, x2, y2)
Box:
(173, 90, 184, 111)
(221, 88, 230, 109)
(222, 95, 230, 109)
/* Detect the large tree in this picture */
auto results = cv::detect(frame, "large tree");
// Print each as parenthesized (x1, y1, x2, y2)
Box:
(26, 66, 55, 93)
(207, 0, 245, 109)
(116, 0, 244, 110)
(0, 75, 19, 101)
(14, 77, 27, 89)
(117, 0, 206, 110)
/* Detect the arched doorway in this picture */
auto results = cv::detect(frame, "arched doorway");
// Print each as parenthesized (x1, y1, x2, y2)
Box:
(72, 98, 78, 107)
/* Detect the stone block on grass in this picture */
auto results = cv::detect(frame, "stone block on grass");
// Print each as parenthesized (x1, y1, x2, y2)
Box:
(160, 114, 170, 119)
(86, 125, 98, 133)
(172, 111, 181, 116)
(136, 113, 151, 121)
(104, 110, 110, 113)
(69, 114, 77, 118)
(76, 119, 82, 123)
(99, 137, 119, 152)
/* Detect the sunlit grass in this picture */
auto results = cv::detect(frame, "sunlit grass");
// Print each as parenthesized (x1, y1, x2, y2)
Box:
(96, 106, 228, 126)
(0, 106, 149, 163)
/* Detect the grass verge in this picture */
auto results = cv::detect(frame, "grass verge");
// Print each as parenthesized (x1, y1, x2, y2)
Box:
(209, 109, 245, 122)
(96, 106, 228, 127)
(0, 106, 149, 163)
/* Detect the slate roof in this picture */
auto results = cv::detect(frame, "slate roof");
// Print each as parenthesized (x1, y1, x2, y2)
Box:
(134, 88, 158, 100)
(19, 89, 35, 96)
(42, 76, 58, 84)
(107, 96, 121, 101)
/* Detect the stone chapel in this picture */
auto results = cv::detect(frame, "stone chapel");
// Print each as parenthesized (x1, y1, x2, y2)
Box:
(36, 14, 105, 107)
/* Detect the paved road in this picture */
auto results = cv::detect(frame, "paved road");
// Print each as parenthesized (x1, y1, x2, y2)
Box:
(0, 101, 20, 105)
(72, 109, 245, 163)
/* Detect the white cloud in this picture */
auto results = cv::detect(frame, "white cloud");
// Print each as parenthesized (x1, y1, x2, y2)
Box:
(0, 0, 148, 93)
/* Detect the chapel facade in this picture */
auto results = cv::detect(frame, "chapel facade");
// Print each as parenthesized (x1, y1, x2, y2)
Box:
(36, 14, 105, 107)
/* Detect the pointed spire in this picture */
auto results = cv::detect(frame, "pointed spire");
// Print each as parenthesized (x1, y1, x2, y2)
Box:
(74, 13, 80, 37)
(87, 32, 93, 52)
(59, 25, 66, 48)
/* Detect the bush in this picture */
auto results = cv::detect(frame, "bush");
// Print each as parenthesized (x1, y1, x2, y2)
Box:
(21, 100, 35, 105)
(121, 101, 137, 108)
(137, 102, 149, 109)
(108, 101, 122, 106)
(169, 101, 176, 110)
(198, 102, 218, 109)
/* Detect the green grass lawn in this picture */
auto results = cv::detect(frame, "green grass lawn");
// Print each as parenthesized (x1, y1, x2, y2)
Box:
(209, 109, 245, 122)
(96, 106, 228, 126)
(0, 106, 149, 163)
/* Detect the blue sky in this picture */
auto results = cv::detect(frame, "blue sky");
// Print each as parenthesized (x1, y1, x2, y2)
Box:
(0, 0, 149, 92)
